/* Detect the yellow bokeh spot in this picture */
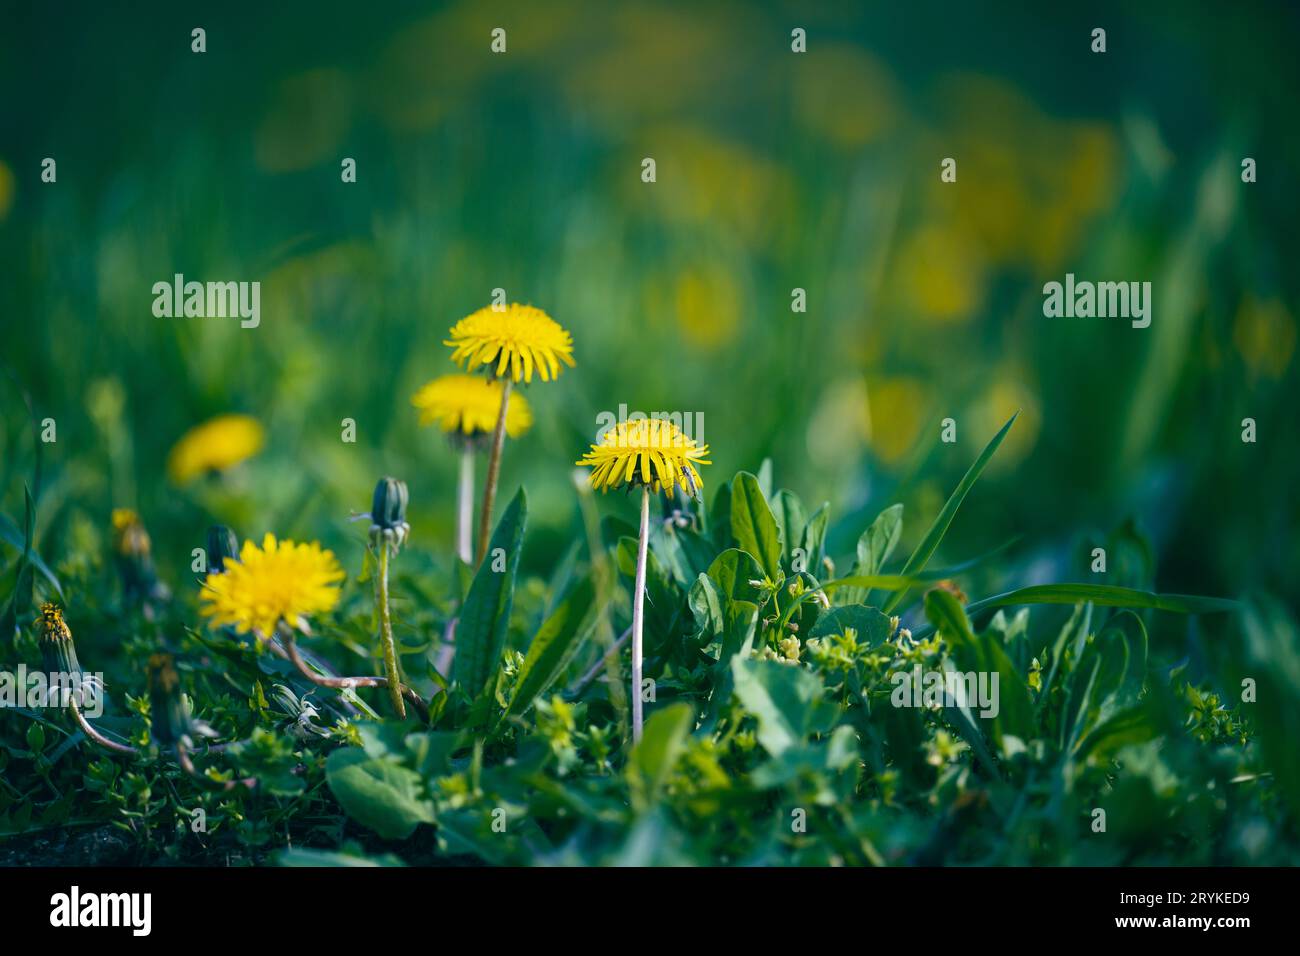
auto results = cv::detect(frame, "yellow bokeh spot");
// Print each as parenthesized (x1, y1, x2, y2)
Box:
(1233, 296, 1295, 381)
(794, 46, 898, 149)
(975, 378, 1040, 471)
(629, 125, 794, 250)
(674, 268, 742, 351)
(895, 225, 986, 323)
(867, 377, 926, 465)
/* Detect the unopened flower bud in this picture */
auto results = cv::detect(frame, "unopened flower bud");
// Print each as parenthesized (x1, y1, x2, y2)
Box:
(368, 477, 410, 550)
(206, 525, 240, 574)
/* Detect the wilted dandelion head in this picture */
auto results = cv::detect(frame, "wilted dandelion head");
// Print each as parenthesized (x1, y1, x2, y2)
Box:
(576, 417, 710, 498)
(444, 303, 575, 384)
(411, 373, 533, 439)
(199, 533, 344, 636)
(147, 652, 186, 746)
(37, 603, 81, 675)
(166, 414, 265, 485)
(36, 602, 71, 643)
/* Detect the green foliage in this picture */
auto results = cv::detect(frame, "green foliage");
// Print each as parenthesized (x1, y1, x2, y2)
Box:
(0, 387, 1292, 868)
(452, 489, 526, 698)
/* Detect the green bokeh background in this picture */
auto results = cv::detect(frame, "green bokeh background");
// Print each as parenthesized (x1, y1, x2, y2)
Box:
(2, 0, 1297, 612)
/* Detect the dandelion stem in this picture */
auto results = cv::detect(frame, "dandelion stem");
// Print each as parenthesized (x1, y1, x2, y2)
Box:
(631, 486, 650, 743)
(375, 543, 406, 718)
(282, 628, 429, 721)
(476, 377, 512, 566)
(457, 446, 475, 565)
(67, 699, 138, 756)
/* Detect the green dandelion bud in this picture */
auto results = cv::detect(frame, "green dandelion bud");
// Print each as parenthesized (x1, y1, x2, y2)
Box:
(368, 476, 410, 550)
(206, 524, 240, 574)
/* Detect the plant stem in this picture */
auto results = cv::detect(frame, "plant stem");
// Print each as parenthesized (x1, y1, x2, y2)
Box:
(476, 377, 512, 567)
(67, 699, 138, 756)
(570, 625, 633, 697)
(631, 486, 651, 743)
(375, 543, 406, 718)
(283, 629, 429, 721)
(457, 446, 475, 565)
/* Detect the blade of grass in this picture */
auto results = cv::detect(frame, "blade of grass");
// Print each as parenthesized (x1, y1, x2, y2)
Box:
(910, 583, 1238, 641)
(963, 583, 1240, 617)
(881, 412, 1018, 615)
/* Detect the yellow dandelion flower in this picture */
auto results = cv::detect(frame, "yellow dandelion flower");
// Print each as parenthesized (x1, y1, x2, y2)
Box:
(200, 533, 344, 635)
(167, 414, 265, 485)
(411, 373, 533, 438)
(576, 417, 710, 498)
(445, 303, 575, 383)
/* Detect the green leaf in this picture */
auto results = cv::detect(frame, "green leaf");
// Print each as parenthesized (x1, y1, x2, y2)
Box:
(799, 502, 829, 574)
(709, 481, 732, 550)
(704, 548, 766, 607)
(808, 604, 894, 645)
(0, 509, 63, 601)
(325, 749, 434, 840)
(1223, 596, 1300, 816)
(688, 573, 724, 640)
(504, 576, 595, 720)
(924, 589, 1033, 747)
(627, 702, 694, 809)
(1075, 705, 1159, 764)
(730, 656, 832, 758)
(756, 458, 774, 501)
(842, 503, 903, 606)
(963, 584, 1239, 617)
(453, 489, 527, 696)
(729, 472, 783, 581)
(858, 503, 904, 572)
(883, 413, 1017, 614)
(772, 489, 807, 571)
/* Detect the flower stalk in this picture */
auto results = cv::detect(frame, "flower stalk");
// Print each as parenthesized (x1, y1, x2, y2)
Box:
(457, 445, 475, 564)
(375, 541, 405, 718)
(368, 477, 411, 718)
(68, 698, 138, 755)
(476, 377, 512, 566)
(631, 485, 650, 743)
(281, 624, 429, 722)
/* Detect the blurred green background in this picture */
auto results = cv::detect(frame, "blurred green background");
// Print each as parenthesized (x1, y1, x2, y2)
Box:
(2, 0, 1298, 612)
